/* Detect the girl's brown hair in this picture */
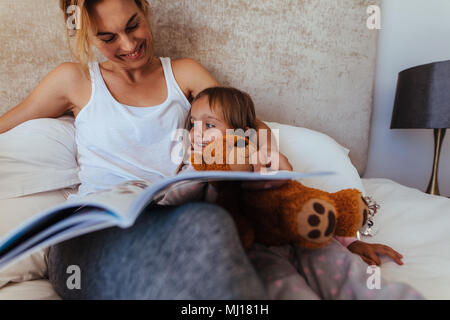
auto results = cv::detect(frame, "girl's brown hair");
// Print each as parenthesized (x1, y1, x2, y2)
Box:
(59, 0, 153, 77)
(188, 87, 257, 131)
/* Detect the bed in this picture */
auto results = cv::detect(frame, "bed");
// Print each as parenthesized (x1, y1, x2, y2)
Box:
(2, 0, 450, 300)
(1, 177, 450, 300)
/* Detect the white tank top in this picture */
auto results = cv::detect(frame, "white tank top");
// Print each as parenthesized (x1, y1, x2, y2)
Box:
(74, 57, 191, 197)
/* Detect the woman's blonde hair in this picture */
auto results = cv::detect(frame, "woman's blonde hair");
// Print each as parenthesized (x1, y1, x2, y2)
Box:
(59, 0, 153, 77)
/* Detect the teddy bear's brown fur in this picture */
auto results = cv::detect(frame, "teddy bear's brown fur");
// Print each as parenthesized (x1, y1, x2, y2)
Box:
(190, 135, 368, 250)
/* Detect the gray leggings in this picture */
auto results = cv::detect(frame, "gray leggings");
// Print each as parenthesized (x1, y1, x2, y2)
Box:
(47, 202, 267, 300)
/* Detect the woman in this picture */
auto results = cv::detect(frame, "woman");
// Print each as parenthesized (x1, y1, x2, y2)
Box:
(0, 0, 292, 299)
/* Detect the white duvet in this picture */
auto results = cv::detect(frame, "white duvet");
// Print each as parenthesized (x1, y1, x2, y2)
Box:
(1, 177, 449, 300)
(361, 178, 450, 300)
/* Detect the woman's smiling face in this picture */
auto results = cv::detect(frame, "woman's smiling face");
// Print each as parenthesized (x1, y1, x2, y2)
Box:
(90, 0, 152, 68)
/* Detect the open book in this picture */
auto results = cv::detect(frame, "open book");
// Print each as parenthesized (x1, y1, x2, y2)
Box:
(0, 170, 333, 270)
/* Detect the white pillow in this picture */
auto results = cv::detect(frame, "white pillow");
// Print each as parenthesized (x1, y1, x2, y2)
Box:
(0, 188, 76, 289)
(0, 116, 80, 199)
(264, 121, 366, 195)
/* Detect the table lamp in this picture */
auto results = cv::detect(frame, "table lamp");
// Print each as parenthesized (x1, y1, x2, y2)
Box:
(391, 60, 450, 196)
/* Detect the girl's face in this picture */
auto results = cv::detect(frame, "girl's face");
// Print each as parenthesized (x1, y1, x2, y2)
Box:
(189, 96, 231, 150)
(90, 0, 153, 69)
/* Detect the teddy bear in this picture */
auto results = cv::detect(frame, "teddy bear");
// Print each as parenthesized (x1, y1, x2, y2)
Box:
(190, 134, 369, 250)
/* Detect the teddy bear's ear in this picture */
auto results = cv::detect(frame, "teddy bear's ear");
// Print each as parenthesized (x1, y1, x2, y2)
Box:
(227, 135, 256, 172)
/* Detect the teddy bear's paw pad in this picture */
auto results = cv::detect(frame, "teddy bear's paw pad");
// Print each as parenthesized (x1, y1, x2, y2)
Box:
(296, 199, 337, 243)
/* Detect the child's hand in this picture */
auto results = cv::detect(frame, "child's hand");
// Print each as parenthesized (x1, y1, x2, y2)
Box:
(252, 151, 293, 173)
(347, 241, 404, 266)
(241, 151, 293, 190)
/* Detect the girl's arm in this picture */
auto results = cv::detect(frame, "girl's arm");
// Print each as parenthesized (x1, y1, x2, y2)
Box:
(0, 63, 83, 134)
(334, 236, 358, 248)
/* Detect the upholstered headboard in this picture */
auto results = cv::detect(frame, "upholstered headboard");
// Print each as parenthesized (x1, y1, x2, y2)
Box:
(0, 0, 380, 175)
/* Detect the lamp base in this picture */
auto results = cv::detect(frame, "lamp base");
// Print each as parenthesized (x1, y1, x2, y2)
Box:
(426, 128, 446, 196)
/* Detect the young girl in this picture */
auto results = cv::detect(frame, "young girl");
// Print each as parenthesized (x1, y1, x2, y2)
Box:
(162, 86, 424, 300)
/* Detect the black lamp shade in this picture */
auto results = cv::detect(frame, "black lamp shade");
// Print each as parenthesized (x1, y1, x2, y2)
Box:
(391, 60, 450, 129)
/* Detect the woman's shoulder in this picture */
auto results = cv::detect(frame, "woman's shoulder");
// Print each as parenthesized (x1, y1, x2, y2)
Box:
(170, 58, 219, 98)
(48, 62, 91, 111)
(171, 57, 204, 71)
(170, 58, 216, 80)
(48, 62, 89, 86)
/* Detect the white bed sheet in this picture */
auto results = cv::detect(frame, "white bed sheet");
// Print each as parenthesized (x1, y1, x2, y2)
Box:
(0, 177, 449, 300)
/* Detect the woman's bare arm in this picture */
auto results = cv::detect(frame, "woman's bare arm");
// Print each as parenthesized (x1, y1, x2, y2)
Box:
(171, 58, 219, 101)
(0, 63, 83, 134)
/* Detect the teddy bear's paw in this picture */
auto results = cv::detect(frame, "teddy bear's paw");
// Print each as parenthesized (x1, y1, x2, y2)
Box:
(296, 198, 337, 244)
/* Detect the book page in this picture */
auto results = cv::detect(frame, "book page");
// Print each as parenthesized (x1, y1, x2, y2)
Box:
(0, 170, 333, 268)
(125, 170, 335, 226)
(65, 180, 151, 225)
(0, 216, 115, 270)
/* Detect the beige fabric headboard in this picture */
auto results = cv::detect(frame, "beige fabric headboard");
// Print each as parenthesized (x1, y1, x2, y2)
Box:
(0, 0, 380, 175)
